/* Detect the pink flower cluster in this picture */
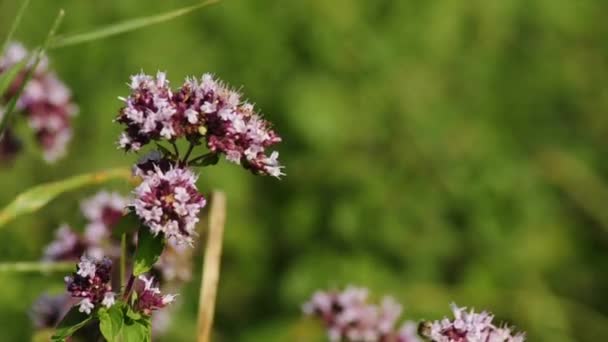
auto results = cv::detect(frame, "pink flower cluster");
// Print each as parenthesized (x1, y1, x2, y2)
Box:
(422, 304, 525, 342)
(134, 275, 176, 316)
(0, 42, 77, 163)
(44, 191, 128, 261)
(116, 72, 284, 177)
(132, 161, 206, 246)
(303, 286, 421, 342)
(64, 256, 115, 314)
(37, 189, 193, 334)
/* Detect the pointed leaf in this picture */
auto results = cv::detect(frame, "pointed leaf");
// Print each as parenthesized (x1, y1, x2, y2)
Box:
(155, 142, 176, 159)
(98, 304, 124, 342)
(126, 306, 142, 321)
(0, 168, 131, 228)
(51, 306, 92, 342)
(133, 227, 165, 276)
(50, 0, 220, 48)
(122, 317, 151, 342)
(190, 153, 219, 167)
(111, 210, 141, 239)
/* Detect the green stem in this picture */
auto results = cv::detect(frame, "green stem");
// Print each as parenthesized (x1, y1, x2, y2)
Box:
(120, 232, 127, 287)
(1, 0, 31, 54)
(189, 152, 214, 164)
(183, 142, 195, 164)
(171, 141, 180, 158)
(0, 261, 74, 273)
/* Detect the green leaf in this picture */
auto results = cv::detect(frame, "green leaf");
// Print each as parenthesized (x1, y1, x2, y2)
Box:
(51, 306, 93, 342)
(0, 9, 64, 138)
(98, 304, 124, 342)
(133, 228, 165, 276)
(190, 153, 219, 167)
(111, 211, 141, 239)
(50, 0, 220, 49)
(126, 306, 142, 321)
(122, 317, 151, 342)
(155, 143, 176, 159)
(1, 0, 31, 54)
(0, 168, 130, 228)
(0, 59, 26, 97)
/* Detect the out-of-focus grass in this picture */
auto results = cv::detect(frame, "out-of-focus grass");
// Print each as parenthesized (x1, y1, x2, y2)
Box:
(1, 0, 608, 341)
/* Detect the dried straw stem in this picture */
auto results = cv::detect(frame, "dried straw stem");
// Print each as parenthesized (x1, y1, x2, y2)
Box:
(197, 191, 227, 342)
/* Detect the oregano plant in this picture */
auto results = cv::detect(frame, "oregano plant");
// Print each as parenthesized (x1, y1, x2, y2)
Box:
(50, 71, 284, 340)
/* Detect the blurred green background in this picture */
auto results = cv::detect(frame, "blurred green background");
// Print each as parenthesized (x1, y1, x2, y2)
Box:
(1, 0, 608, 341)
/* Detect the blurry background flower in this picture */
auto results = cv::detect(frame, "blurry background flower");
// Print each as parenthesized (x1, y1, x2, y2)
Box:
(303, 286, 421, 342)
(0, 42, 77, 163)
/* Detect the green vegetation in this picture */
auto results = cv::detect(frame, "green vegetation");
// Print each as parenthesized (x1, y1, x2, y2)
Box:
(1, 0, 607, 341)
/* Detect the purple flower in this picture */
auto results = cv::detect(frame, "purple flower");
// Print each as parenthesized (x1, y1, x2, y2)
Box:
(155, 239, 193, 282)
(0, 42, 78, 163)
(303, 286, 420, 342)
(115, 72, 284, 178)
(64, 255, 114, 314)
(80, 191, 128, 243)
(132, 162, 206, 246)
(43, 224, 88, 261)
(116, 72, 176, 151)
(422, 303, 525, 342)
(133, 275, 177, 316)
(397, 321, 422, 342)
(197, 74, 284, 177)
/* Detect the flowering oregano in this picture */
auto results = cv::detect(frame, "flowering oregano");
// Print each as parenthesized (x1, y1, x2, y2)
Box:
(49, 70, 284, 341)
(418, 304, 526, 342)
(304, 288, 527, 342)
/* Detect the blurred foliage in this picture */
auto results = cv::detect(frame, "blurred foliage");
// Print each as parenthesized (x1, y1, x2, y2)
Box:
(1, 0, 608, 341)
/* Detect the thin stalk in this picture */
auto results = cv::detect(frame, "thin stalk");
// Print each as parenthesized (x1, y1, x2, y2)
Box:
(189, 152, 214, 164)
(183, 143, 195, 164)
(171, 141, 180, 158)
(0, 261, 74, 273)
(50, 0, 221, 49)
(197, 191, 227, 342)
(120, 233, 127, 287)
(123, 274, 135, 301)
(1, 0, 31, 54)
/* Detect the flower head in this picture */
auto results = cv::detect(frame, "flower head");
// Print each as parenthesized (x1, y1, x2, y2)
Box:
(81, 191, 128, 243)
(0, 42, 77, 163)
(115, 72, 284, 178)
(134, 275, 177, 315)
(421, 303, 525, 342)
(132, 162, 206, 245)
(197, 74, 284, 177)
(64, 255, 114, 315)
(303, 286, 420, 342)
(155, 239, 194, 282)
(116, 72, 175, 151)
(43, 224, 88, 261)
